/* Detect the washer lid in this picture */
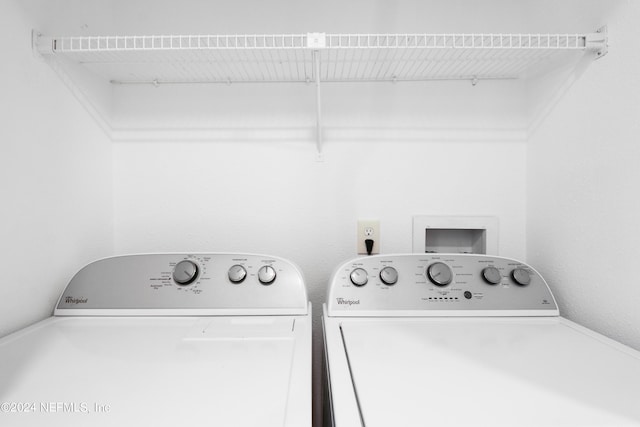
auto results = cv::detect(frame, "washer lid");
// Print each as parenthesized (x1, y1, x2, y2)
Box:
(338, 317, 640, 427)
(0, 315, 310, 426)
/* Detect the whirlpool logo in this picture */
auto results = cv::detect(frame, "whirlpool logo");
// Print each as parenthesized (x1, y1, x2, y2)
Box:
(336, 298, 360, 306)
(64, 296, 88, 305)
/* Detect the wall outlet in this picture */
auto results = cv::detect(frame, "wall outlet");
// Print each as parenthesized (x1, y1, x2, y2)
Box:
(357, 220, 380, 255)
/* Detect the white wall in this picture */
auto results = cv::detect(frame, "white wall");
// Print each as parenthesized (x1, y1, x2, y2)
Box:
(527, 1, 640, 350)
(114, 139, 527, 277)
(0, 1, 113, 337)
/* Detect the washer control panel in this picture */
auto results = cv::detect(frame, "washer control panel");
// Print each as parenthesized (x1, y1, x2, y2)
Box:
(327, 254, 558, 316)
(56, 253, 307, 315)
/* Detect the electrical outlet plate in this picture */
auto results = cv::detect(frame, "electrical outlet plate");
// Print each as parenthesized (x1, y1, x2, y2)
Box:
(357, 220, 380, 255)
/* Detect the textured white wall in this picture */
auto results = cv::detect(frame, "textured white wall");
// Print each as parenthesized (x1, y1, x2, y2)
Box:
(527, 1, 640, 350)
(114, 140, 527, 275)
(0, 2, 113, 337)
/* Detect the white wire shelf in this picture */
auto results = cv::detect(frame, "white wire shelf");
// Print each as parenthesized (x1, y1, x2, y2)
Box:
(36, 32, 607, 85)
(33, 30, 607, 156)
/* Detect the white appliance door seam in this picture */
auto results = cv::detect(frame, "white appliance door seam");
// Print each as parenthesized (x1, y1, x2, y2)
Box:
(340, 322, 367, 427)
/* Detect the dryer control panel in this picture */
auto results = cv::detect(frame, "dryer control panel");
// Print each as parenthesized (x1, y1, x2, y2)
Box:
(327, 254, 558, 317)
(56, 253, 308, 316)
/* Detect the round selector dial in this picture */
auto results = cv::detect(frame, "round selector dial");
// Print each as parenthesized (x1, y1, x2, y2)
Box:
(257, 265, 277, 285)
(512, 268, 531, 286)
(427, 262, 453, 287)
(173, 260, 199, 286)
(379, 267, 398, 286)
(482, 266, 502, 285)
(350, 268, 368, 287)
(228, 265, 247, 284)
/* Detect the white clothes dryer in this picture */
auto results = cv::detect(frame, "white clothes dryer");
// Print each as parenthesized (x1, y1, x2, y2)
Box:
(323, 254, 640, 427)
(0, 253, 311, 426)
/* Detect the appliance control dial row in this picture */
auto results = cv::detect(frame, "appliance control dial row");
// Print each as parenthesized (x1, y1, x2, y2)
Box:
(480, 265, 530, 286)
(229, 264, 277, 285)
(175, 262, 278, 286)
(347, 261, 530, 289)
(349, 267, 399, 286)
(172, 260, 199, 286)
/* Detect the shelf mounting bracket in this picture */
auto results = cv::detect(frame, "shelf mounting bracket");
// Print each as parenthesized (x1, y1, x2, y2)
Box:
(586, 26, 608, 59)
(31, 30, 53, 59)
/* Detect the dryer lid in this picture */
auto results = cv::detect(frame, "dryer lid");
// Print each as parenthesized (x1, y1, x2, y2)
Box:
(338, 316, 640, 427)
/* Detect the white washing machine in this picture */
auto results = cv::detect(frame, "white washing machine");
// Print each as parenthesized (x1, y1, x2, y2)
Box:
(323, 254, 640, 427)
(0, 253, 311, 426)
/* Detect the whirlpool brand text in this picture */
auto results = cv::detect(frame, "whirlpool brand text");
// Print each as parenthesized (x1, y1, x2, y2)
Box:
(336, 298, 360, 306)
(64, 296, 88, 304)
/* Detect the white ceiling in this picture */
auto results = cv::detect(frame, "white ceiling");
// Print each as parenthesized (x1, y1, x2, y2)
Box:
(19, 0, 619, 37)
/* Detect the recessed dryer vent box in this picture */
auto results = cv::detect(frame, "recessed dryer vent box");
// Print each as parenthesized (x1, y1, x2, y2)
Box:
(412, 216, 498, 255)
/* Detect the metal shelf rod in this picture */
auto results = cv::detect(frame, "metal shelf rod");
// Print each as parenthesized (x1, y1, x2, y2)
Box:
(314, 49, 323, 157)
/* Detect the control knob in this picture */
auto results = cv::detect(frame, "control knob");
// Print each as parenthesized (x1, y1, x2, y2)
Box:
(258, 265, 277, 285)
(512, 268, 531, 286)
(228, 265, 247, 284)
(427, 262, 453, 286)
(173, 260, 199, 285)
(350, 268, 368, 287)
(379, 267, 398, 286)
(482, 266, 502, 285)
